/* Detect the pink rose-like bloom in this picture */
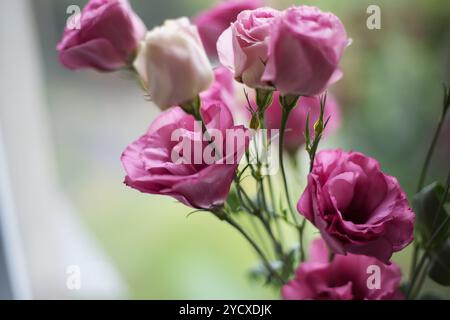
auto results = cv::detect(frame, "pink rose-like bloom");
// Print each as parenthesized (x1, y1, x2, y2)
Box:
(121, 99, 249, 209)
(57, 0, 146, 71)
(201, 67, 238, 116)
(298, 149, 415, 263)
(265, 93, 341, 154)
(262, 6, 349, 96)
(217, 7, 281, 88)
(194, 0, 263, 58)
(282, 238, 404, 300)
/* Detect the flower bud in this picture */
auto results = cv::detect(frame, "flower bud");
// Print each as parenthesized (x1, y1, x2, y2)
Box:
(133, 18, 214, 110)
(57, 0, 146, 72)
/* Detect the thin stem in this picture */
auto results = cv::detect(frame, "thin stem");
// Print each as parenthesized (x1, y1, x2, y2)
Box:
(279, 107, 299, 226)
(235, 167, 257, 213)
(426, 170, 450, 242)
(266, 174, 285, 248)
(255, 176, 285, 261)
(246, 213, 271, 260)
(406, 250, 429, 299)
(417, 112, 447, 193)
(407, 170, 450, 298)
(221, 214, 284, 284)
(409, 86, 449, 285)
(411, 259, 432, 299)
(299, 220, 307, 261)
(279, 105, 304, 260)
(253, 111, 286, 260)
(256, 212, 284, 259)
(258, 176, 271, 220)
(235, 175, 284, 263)
(410, 245, 419, 283)
(236, 181, 257, 212)
(267, 174, 277, 210)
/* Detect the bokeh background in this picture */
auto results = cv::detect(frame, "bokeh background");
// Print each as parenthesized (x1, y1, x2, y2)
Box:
(1, 0, 449, 299)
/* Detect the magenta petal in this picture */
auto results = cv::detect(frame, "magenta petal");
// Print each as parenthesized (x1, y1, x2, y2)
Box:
(282, 238, 404, 300)
(170, 164, 239, 209)
(121, 99, 249, 210)
(57, 0, 145, 72)
(309, 238, 329, 263)
(296, 149, 415, 263)
(59, 38, 125, 71)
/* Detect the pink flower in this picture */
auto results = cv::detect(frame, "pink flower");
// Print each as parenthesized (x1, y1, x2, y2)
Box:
(217, 7, 281, 88)
(121, 99, 249, 209)
(201, 67, 238, 116)
(265, 93, 341, 154)
(282, 238, 404, 300)
(297, 149, 415, 263)
(194, 0, 263, 58)
(57, 0, 146, 72)
(262, 6, 349, 96)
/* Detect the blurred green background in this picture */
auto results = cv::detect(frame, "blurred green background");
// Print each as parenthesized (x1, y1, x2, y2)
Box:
(32, 0, 450, 298)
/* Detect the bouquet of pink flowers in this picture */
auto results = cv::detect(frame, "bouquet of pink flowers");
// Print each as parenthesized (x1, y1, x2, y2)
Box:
(57, 0, 449, 300)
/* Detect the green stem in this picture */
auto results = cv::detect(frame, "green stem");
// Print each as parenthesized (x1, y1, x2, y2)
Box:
(410, 245, 419, 284)
(279, 106, 304, 259)
(279, 107, 298, 224)
(258, 214, 284, 260)
(218, 212, 284, 284)
(411, 91, 449, 280)
(235, 180, 257, 213)
(267, 174, 285, 249)
(235, 175, 284, 263)
(411, 259, 431, 299)
(255, 111, 286, 260)
(416, 100, 449, 193)
(253, 174, 285, 261)
(267, 174, 277, 210)
(407, 170, 450, 298)
(299, 220, 307, 261)
(246, 213, 271, 260)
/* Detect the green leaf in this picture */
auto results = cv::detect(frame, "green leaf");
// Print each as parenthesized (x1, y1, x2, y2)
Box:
(413, 181, 449, 243)
(429, 240, 450, 286)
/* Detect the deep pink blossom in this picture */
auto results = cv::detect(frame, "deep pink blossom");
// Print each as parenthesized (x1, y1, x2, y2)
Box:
(121, 99, 249, 209)
(57, 0, 146, 71)
(282, 238, 404, 300)
(297, 149, 415, 263)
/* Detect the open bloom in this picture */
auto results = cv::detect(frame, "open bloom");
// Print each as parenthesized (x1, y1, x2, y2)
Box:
(262, 6, 349, 95)
(265, 93, 341, 154)
(282, 238, 404, 300)
(297, 149, 415, 263)
(121, 99, 249, 209)
(57, 0, 146, 71)
(217, 7, 281, 88)
(194, 0, 263, 58)
(133, 18, 214, 110)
